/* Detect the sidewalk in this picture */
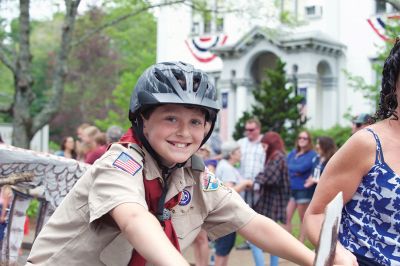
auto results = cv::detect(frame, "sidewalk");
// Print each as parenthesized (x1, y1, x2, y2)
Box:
(183, 246, 297, 266)
(17, 219, 297, 266)
(19, 241, 298, 266)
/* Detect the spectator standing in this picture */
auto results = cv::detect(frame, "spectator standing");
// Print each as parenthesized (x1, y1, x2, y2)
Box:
(238, 118, 265, 206)
(54, 136, 77, 159)
(80, 126, 100, 164)
(214, 141, 253, 266)
(285, 130, 316, 243)
(75, 123, 91, 161)
(304, 39, 400, 265)
(106, 125, 123, 144)
(351, 113, 371, 135)
(250, 131, 290, 266)
(85, 132, 107, 165)
(304, 136, 337, 188)
(236, 118, 265, 250)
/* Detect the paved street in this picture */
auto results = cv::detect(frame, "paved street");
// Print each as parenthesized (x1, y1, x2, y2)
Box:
(17, 220, 297, 266)
(18, 246, 298, 266)
(183, 246, 297, 266)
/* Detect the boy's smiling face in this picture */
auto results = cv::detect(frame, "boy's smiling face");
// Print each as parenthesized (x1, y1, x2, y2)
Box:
(142, 104, 208, 166)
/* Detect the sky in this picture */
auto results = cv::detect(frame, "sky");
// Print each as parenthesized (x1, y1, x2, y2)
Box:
(0, 0, 102, 22)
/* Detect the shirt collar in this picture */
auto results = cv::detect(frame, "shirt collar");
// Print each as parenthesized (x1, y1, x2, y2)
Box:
(142, 148, 202, 188)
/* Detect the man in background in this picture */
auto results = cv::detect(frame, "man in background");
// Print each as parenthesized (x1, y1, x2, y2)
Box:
(351, 113, 371, 134)
(106, 125, 123, 144)
(236, 117, 265, 250)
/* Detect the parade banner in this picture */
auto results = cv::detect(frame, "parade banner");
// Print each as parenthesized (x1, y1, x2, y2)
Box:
(185, 34, 228, 63)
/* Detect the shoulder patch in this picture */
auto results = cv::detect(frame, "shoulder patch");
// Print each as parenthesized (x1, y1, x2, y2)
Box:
(202, 169, 221, 191)
(112, 152, 142, 176)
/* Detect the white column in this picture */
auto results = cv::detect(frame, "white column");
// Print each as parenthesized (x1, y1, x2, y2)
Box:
(235, 85, 248, 121)
(321, 77, 338, 129)
(298, 73, 318, 129)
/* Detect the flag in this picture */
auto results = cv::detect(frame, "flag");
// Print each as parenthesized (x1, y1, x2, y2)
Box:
(185, 34, 228, 63)
(113, 152, 142, 176)
(367, 15, 400, 42)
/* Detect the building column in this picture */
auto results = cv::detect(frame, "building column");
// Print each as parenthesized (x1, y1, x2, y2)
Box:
(235, 85, 248, 121)
(320, 77, 338, 129)
(298, 73, 318, 128)
(218, 80, 236, 142)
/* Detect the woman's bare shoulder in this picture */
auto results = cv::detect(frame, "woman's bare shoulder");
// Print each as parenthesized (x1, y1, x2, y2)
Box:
(328, 128, 376, 175)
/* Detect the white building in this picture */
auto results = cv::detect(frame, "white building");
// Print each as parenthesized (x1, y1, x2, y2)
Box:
(157, 0, 393, 140)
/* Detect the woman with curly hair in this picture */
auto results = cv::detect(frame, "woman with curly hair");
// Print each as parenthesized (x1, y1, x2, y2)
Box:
(304, 39, 400, 265)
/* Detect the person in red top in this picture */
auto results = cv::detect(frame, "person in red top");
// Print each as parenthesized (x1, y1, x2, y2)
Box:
(84, 132, 107, 164)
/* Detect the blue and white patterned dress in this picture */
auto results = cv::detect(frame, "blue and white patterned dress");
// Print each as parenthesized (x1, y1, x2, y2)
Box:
(339, 128, 400, 265)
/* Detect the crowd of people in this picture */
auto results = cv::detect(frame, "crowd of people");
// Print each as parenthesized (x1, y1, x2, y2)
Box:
(190, 117, 341, 266)
(54, 124, 123, 165)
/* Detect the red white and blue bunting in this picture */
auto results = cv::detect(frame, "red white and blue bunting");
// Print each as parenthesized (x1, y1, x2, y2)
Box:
(367, 15, 400, 42)
(185, 34, 228, 63)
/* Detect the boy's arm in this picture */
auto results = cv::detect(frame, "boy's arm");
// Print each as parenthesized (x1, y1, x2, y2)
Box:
(238, 214, 314, 266)
(110, 202, 189, 266)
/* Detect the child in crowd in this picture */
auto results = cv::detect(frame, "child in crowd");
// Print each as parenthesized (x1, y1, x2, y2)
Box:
(27, 62, 316, 266)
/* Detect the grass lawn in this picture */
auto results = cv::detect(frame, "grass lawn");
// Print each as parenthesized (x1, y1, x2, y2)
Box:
(235, 210, 315, 250)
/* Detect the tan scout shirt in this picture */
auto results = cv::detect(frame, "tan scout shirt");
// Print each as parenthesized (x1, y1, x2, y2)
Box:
(26, 143, 256, 266)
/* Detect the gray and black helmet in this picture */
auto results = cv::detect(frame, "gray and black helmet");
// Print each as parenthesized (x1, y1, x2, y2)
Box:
(129, 62, 220, 169)
(130, 62, 219, 121)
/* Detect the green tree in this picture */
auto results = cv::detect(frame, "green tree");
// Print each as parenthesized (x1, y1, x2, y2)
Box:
(233, 59, 305, 147)
(308, 124, 351, 148)
(0, 0, 184, 148)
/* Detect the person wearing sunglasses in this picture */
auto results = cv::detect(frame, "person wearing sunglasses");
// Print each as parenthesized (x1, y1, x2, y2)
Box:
(235, 118, 265, 251)
(285, 130, 317, 243)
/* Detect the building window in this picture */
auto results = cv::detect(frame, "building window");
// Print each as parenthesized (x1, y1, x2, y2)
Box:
(191, 1, 224, 35)
(204, 20, 211, 33)
(305, 5, 322, 18)
(375, 0, 386, 13)
(216, 17, 224, 32)
(192, 22, 200, 35)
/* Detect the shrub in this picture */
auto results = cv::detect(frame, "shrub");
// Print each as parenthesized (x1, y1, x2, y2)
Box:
(308, 124, 351, 148)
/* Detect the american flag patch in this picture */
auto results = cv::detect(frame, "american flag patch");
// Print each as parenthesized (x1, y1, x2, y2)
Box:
(112, 152, 142, 176)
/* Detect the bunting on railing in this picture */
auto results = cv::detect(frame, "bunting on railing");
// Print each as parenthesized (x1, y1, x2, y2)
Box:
(185, 34, 228, 63)
(367, 15, 400, 42)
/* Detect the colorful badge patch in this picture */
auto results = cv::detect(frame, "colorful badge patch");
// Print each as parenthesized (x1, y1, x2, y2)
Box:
(202, 170, 221, 191)
(179, 189, 191, 206)
(113, 152, 142, 176)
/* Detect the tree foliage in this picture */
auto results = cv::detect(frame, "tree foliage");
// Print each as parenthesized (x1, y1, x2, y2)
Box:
(0, 0, 176, 148)
(233, 59, 306, 147)
(309, 124, 351, 148)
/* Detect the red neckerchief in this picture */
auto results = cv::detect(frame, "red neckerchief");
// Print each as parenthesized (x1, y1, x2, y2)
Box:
(120, 128, 182, 266)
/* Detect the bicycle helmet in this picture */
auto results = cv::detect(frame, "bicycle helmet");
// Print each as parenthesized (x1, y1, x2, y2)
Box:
(129, 61, 219, 168)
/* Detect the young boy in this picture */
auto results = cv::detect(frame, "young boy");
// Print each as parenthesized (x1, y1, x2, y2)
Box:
(26, 62, 315, 266)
